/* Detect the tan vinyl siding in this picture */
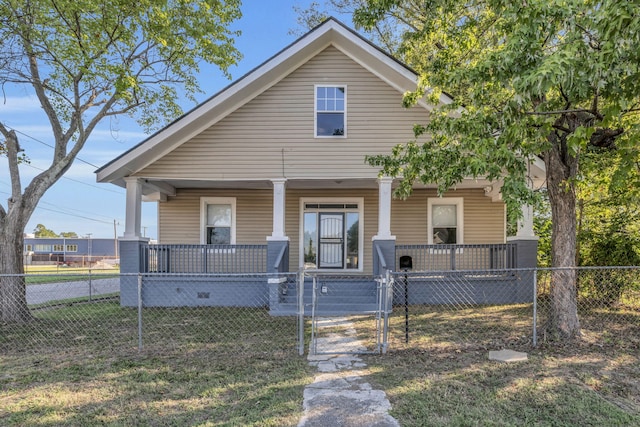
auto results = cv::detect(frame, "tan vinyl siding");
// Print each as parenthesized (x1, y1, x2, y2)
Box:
(391, 189, 505, 244)
(138, 46, 429, 180)
(158, 187, 503, 273)
(158, 188, 272, 244)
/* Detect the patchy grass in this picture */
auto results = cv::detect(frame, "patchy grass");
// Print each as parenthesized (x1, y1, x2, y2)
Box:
(361, 304, 640, 426)
(0, 303, 312, 426)
(2, 299, 639, 426)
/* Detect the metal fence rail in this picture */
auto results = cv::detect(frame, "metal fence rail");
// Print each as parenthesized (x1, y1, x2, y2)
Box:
(385, 267, 640, 353)
(304, 272, 385, 355)
(0, 267, 638, 358)
(0, 272, 301, 357)
(144, 244, 268, 273)
(395, 243, 517, 271)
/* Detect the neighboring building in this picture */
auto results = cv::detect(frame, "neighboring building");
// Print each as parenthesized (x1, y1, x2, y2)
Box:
(24, 237, 118, 266)
(96, 18, 544, 311)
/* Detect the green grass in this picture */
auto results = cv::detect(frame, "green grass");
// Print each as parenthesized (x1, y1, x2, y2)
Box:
(0, 303, 313, 426)
(359, 304, 640, 426)
(2, 301, 639, 426)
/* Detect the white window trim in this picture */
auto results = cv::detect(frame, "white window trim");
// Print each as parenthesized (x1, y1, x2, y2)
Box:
(299, 197, 364, 272)
(427, 197, 464, 245)
(200, 197, 237, 245)
(314, 84, 347, 138)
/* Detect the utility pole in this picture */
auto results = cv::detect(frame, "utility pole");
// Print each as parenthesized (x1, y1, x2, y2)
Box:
(114, 220, 118, 258)
(86, 233, 92, 266)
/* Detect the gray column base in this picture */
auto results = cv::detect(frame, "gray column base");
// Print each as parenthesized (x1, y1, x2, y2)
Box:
(372, 239, 396, 276)
(119, 238, 149, 307)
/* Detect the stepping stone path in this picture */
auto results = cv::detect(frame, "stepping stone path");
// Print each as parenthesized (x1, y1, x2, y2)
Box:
(298, 317, 400, 427)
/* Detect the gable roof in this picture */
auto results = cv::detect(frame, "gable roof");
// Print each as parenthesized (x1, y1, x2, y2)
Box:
(95, 17, 452, 187)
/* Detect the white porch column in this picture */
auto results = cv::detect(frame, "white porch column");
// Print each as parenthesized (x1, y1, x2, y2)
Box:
(268, 178, 288, 240)
(123, 177, 143, 239)
(374, 176, 395, 240)
(516, 203, 536, 238)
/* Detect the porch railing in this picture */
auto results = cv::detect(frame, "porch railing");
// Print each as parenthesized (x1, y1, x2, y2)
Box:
(143, 244, 268, 274)
(395, 243, 517, 271)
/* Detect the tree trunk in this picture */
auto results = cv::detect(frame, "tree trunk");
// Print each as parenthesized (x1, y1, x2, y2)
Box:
(0, 211, 32, 323)
(544, 137, 581, 339)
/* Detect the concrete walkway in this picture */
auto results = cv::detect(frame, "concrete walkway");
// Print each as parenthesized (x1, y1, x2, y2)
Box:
(298, 317, 400, 427)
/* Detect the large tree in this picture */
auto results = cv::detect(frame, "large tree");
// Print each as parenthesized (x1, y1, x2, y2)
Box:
(351, 0, 640, 338)
(0, 0, 241, 322)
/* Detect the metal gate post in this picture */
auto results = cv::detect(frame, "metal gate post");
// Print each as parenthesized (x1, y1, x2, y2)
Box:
(381, 269, 392, 354)
(298, 270, 305, 356)
(532, 269, 538, 347)
(310, 275, 317, 355)
(137, 274, 143, 351)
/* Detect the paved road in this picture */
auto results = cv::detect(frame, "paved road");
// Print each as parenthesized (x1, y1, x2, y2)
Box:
(26, 277, 120, 305)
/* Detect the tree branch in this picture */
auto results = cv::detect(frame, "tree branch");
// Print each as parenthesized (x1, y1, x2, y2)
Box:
(0, 122, 22, 211)
(526, 108, 595, 116)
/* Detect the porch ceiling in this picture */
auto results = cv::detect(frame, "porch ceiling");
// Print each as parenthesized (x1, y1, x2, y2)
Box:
(138, 177, 514, 200)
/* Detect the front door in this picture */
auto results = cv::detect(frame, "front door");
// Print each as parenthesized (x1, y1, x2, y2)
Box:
(318, 213, 344, 269)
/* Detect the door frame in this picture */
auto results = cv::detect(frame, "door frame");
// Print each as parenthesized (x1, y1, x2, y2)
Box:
(299, 197, 364, 272)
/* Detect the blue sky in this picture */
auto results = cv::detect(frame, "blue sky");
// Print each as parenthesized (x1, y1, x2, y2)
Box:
(0, 1, 352, 239)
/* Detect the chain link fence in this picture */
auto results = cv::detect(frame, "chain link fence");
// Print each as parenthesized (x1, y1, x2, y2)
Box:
(1, 267, 638, 358)
(536, 267, 640, 349)
(305, 272, 385, 355)
(384, 267, 639, 353)
(0, 272, 303, 358)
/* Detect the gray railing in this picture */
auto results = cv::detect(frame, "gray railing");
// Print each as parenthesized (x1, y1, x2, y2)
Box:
(395, 243, 517, 271)
(144, 244, 268, 273)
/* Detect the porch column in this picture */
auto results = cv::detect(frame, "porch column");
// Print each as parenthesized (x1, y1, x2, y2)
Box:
(120, 177, 149, 307)
(373, 176, 396, 275)
(267, 179, 289, 311)
(507, 203, 538, 302)
(269, 178, 288, 240)
(516, 203, 535, 238)
(374, 176, 394, 240)
(123, 177, 143, 239)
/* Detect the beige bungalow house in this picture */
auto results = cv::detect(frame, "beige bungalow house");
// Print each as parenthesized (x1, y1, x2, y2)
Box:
(96, 18, 543, 311)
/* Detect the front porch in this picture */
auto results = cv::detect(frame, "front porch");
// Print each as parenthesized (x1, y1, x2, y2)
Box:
(118, 239, 537, 312)
(117, 174, 539, 312)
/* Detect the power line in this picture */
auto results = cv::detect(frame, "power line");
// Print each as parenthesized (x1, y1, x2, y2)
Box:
(0, 190, 123, 224)
(21, 163, 124, 194)
(5, 124, 101, 169)
(37, 199, 123, 222)
(35, 205, 115, 225)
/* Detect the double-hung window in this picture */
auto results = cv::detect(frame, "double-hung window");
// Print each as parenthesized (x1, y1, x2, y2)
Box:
(315, 85, 346, 137)
(201, 197, 236, 245)
(428, 198, 463, 245)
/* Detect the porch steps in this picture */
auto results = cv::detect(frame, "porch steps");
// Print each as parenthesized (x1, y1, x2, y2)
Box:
(271, 278, 380, 316)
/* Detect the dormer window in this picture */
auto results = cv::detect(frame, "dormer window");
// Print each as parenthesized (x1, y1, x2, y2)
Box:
(315, 85, 346, 137)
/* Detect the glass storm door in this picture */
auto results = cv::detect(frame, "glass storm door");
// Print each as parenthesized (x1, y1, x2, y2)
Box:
(318, 213, 344, 268)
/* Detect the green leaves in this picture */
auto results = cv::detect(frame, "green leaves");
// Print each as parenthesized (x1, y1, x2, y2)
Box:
(358, 0, 640, 211)
(0, 0, 242, 132)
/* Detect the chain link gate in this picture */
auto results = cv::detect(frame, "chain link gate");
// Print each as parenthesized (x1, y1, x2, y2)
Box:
(306, 272, 391, 355)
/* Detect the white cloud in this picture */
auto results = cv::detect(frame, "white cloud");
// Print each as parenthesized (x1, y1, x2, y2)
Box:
(0, 95, 43, 113)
